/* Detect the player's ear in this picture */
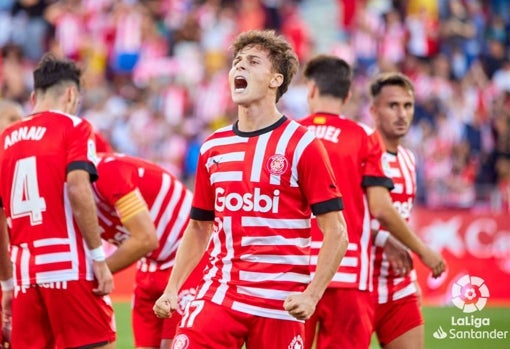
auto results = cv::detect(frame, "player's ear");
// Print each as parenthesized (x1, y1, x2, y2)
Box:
(344, 90, 352, 104)
(270, 73, 283, 88)
(30, 91, 37, 106)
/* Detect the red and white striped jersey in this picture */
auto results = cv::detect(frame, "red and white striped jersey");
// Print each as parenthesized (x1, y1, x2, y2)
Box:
(0, 111, 99, 286)
(372, 146, 418, 303)
(191, 116, 343, 321)
(299, 113, 393, 291)
(92, 153, 193, 272)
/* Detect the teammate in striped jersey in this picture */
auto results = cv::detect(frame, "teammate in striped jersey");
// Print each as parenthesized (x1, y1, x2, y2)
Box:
(153, 30, 348, 349)
(92, 152, 203, 349)
(299, 55, 445, 349)
(370, 72, 445, 349)
(0, 54, 115, 348)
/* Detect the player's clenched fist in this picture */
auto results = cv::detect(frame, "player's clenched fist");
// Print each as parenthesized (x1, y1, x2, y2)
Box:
(153, 292, 178, 318)
(283, 293, 317, 321)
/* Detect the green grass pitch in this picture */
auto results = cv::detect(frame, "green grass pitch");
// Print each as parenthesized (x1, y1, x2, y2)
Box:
(113, 302, 510, 348)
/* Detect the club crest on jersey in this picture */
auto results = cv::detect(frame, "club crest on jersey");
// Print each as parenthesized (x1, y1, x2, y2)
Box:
(266, 154, 288, 175)
(288, 334, 304, 349)
(172, 334, 190, 349)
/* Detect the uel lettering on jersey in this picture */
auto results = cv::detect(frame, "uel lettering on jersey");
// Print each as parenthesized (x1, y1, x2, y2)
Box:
(307, 125, 341, 143)
(4, 126, 47, 149)
(393, 198, 414, 220)
(215, 187, 280, 213)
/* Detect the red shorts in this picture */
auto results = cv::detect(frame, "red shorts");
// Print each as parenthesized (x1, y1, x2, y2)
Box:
(305, 288, 375, 349)
(133, 262, 204, 347)
(172, 299, 305, 349)
(374, 294, 424, 346)
(11, 280, 116, 349)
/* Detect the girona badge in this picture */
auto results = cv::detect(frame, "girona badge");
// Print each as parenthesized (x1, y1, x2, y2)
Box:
(172, 334, 190, 349)
(266, 154, 288, 175)
(288, 334, 304, 349)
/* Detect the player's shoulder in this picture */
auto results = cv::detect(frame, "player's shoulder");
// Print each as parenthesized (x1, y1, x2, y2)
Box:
(46, 110, 89, 127)
(199, 124, 238, 155)
(354, 120, 376, 136)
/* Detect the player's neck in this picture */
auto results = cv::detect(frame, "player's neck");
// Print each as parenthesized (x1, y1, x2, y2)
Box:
(383, 137, 400, 153)
(237, 103, 282, 132)
(32, 100, 70, 115)
(310, 97, 344, 116)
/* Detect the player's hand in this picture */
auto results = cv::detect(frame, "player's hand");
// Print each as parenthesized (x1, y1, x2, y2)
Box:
(419, 247, 446, 278)
(1, 289, 12, 349)
(92, 260, 114, 296)
(283, 292, 316, 321)
(383, 235, 413, 276)
(153, 292, 179, 319)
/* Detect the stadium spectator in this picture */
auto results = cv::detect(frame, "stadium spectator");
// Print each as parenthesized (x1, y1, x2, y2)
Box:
(0, 54, 115, 349)
(369, 72, 431, 349)
(92, 152, 204, 349)
(153, 29, 348, 349)
(0, 98, 23, 349)
(299, 55, 445, 349)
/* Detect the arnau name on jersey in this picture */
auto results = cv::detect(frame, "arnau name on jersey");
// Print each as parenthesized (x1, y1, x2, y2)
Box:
(4, 126, 47, 149)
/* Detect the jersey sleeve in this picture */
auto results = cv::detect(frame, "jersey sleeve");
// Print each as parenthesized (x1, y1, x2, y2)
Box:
(66, 119, 98, 182)
(190, 151, 215, 221)
(95, 159, 137, 205)
(362, 130, 394, 189)
(298, 137, 343, 215)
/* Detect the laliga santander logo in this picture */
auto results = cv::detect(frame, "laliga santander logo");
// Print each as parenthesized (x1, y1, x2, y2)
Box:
(451, 274, 490, 313)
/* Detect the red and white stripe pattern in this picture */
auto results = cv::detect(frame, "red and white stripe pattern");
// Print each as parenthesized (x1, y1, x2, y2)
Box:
(93, 154, 193, 272)
(372, 146, 418, 303)
(192, 118, 341, 321)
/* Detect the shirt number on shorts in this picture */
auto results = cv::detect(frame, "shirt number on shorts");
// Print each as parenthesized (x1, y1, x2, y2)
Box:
(180, 299, 204, 328)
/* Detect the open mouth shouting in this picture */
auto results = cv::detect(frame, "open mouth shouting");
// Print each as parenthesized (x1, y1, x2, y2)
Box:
(234, 76, 248, 93)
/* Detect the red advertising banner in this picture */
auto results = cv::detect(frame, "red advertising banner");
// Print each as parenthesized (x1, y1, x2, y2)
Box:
(410, 207, 510, 306)
(111, 207, 510, 306)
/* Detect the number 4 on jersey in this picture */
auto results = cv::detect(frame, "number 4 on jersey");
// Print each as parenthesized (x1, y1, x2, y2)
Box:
(11, 156, 47, 225)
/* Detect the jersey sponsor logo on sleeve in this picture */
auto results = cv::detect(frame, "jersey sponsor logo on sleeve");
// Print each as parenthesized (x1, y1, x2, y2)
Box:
(266, 154, 288, 175)
(215, 187, 280, 213)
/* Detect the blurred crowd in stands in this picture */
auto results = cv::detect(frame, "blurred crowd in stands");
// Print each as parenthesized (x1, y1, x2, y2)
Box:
(1, 0, 509, 212)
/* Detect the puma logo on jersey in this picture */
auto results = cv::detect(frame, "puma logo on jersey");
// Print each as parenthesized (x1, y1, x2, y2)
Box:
(4, 126, 47, 149)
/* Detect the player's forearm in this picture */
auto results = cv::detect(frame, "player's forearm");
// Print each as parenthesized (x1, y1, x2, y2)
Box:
(367, 186, 426, 257)
(305, 211, 348, 303)
(0, 209, 12, 281)
(67, 171, 103, 250)
(107, 210, 159, 273)
(106, 235, 156, 273)
(164, 219, 212, 294)
(374, 205, 425, 257)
